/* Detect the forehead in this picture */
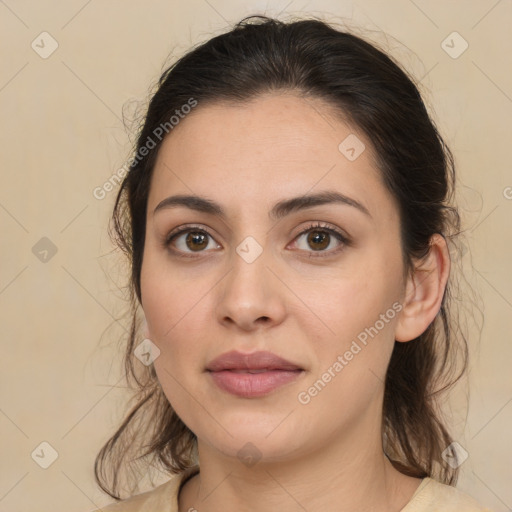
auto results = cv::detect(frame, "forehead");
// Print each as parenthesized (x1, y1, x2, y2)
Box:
(147, 93, 391, 221)
(155, 92, 365, 168)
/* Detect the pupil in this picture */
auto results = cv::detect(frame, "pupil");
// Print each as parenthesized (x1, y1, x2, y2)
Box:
(308, 231, 329, 250)
(186, 232, 208, 251)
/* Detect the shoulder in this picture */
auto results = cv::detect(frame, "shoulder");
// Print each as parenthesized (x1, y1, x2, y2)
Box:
(88, 465, 200, 512)
(402, 477, 493, 512)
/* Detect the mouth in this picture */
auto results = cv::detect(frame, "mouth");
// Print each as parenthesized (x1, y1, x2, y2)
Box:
(226, 369, 285, 373)
(208, 368, 304, 398)
(206, 350, 303, 373)
(205, 351, 304, 398)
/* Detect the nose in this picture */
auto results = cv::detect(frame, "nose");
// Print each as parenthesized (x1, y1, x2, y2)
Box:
(215, 247, 287, 332)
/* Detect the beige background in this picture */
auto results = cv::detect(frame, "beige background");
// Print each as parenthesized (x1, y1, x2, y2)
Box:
(0, 1, 511, 511)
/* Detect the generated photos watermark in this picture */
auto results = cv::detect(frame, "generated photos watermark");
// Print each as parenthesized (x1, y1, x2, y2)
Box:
(93, 97, 198, 200)
(297, 301, 403, 405)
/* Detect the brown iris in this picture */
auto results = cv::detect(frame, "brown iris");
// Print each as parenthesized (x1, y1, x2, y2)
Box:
(185, 231, 209, 251)
(307, 230, 330, 251)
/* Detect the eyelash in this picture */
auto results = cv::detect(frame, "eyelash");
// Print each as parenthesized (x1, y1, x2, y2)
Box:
(164, 222, 351, 259)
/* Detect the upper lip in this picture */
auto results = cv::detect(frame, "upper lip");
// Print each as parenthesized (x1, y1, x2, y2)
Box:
(206, 350, 303, 372)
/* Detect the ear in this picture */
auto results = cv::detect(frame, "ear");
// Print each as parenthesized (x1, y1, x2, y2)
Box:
(395, 233, 451, 342)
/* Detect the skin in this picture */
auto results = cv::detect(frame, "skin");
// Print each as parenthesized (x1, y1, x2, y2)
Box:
(140, 92, 450, 512)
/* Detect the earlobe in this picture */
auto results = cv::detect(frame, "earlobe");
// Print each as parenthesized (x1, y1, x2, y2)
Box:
(395, 234, 451, 343)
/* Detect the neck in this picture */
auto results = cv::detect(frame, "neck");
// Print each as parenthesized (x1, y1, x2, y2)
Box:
(178, 417, 422, 512)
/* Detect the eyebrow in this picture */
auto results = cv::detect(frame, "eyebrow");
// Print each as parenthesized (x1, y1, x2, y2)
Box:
(153, 190, 372, 220)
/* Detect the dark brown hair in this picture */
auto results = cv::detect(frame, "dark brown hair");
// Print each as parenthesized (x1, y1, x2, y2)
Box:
(95, 14, 468, 499)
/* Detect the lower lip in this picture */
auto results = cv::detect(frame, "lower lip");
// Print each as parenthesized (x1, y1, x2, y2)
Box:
(208, 369, 303, 398)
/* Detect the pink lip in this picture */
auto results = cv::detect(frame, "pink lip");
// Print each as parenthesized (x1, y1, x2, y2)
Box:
(206, 350, 304, 398)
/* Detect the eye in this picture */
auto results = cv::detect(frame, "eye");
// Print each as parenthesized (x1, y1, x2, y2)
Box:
(291, 222, 350, 257)
(164, 222, 350, 259)
(165, 225, 220, 257)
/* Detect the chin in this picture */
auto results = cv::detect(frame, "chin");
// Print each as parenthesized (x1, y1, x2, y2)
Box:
(195, 417, 306, 463)
(203, 434, 301, 467)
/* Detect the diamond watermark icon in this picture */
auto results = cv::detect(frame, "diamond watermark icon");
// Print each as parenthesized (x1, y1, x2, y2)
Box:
(31, 441, 59, 469)
(31, 31, 59, 59)
(134, 338, 161, 366)
(441, 441, 469, 469)
(237, 442, 262, 467)
(338, 134, 365, 161)
(32, 237, 58, 263)
(441, 32, 468, 59)
(236, 236, 263, 264)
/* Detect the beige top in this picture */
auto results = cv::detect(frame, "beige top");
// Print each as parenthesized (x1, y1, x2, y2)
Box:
(92, 465, 493, 512)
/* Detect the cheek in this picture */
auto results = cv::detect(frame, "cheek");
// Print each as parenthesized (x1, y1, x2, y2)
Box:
(140, 254, 213, 377)
(316, 264, 399, 331)
(297, 277, 400, 417)
(141, 249, 200, 337)
(302, 255, 403, 371)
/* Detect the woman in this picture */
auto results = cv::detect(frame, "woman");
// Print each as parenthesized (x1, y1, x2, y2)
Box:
(92, 15, 492, 512)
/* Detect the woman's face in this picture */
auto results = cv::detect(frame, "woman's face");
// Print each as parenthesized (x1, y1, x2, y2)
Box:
(140, 93, 407, 464)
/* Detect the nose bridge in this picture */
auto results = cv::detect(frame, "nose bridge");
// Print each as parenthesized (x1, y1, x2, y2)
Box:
(216, 235, 285, 330)
(226, 236, 271, 303)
